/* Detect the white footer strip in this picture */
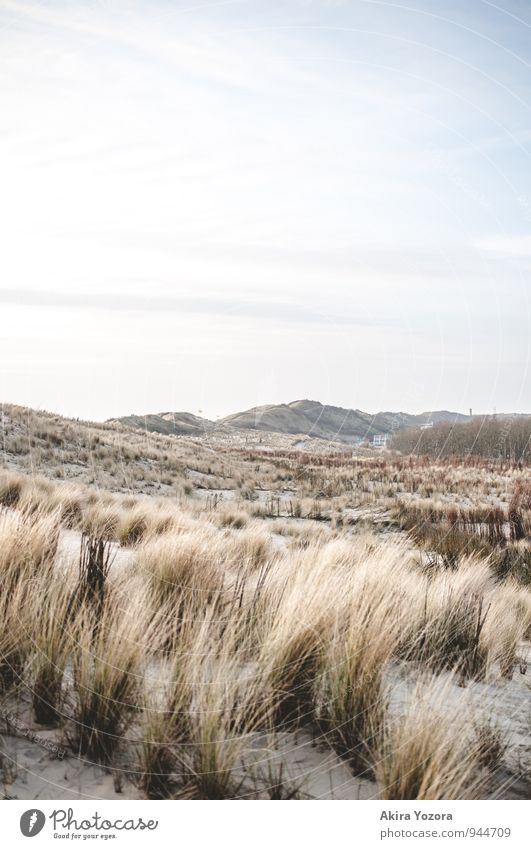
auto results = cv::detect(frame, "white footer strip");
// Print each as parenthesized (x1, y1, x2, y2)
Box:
(3, 799, 528, 848)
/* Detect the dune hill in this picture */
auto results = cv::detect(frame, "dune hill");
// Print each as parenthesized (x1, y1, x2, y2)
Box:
(111, 399, 471, 444)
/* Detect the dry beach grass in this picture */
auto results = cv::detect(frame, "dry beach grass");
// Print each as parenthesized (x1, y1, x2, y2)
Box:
(0, 406, 530, 800)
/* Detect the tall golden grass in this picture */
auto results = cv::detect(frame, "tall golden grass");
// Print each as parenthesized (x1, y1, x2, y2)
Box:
(0, 460, 529, 799)
(376, 679, 491, 799)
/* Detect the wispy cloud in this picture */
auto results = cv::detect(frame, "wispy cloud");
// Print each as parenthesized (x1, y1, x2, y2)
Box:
(475, 235, 531, 256)
(1, 0, 530, 417)
(0, 286, 375, 327)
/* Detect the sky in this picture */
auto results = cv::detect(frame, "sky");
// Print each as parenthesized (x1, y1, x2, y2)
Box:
(1, 0, 530, 421)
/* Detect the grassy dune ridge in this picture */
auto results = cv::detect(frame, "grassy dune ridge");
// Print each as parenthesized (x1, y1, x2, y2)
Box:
(0, 406, 530, 799)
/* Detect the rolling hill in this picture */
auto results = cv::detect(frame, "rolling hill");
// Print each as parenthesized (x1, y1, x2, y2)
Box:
(111, 400, 471, 444)
(110, 411, 216, 437)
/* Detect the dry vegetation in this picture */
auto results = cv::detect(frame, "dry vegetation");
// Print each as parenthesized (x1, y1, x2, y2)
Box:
(0, 404, 530, 799)
(392, 415, 531, 462)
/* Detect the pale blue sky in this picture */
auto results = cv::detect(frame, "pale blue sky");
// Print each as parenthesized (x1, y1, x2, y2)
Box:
(0, 0, 530, 420)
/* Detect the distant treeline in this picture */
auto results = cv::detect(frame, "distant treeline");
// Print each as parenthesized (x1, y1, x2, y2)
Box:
(391, 416, 531, 463)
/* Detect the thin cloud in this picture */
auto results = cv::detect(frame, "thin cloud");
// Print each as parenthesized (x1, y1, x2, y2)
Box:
(0, 286, 374, 327)
(474, 235, 531, 256)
